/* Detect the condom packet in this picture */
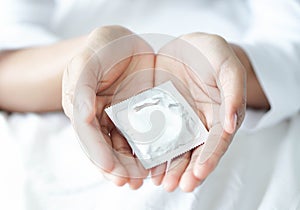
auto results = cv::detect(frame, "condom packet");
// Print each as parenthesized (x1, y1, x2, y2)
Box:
(105, 81, 208, 169)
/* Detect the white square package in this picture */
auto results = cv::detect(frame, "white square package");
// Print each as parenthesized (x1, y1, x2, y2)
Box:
(105, 81, 208, 169)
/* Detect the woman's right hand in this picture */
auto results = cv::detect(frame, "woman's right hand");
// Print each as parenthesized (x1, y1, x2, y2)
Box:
(62, 25, 155, 189)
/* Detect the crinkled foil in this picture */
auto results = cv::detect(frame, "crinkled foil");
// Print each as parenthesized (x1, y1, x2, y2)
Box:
(105, 81, 208, 169)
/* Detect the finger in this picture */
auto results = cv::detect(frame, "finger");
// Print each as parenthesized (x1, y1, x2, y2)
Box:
(179, 146, 204, 192)
(162, 151, 191, 192)
(64, 26, 153, 121)
(87, 29, 154, 83)
(62, 49, 95, 121)
(86, 26, 133, 51)
(96, 96, 115, 134)
(127, 161, 148, 190)
(193, 123, 232, 180)
(111, 128, 148, 190)
(150, 163, 167, 186)
(180, 173, 204, 193)
(71, 36, 155, 125)
(67, 27, 155, 189)
(179, 33, 246, 134)
(72, 49, 113, 171)
(101, 168, 128, 187)
(69, 55, 132, 186)
(74, 115, 129, 180)
(73, 52, 100, 123)
(63, 26, 131, 120)
(98, 132, 132, 187)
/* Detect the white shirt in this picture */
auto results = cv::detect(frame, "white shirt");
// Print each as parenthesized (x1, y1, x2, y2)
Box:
(0, 1, 300, 210)
(0, 0, 299, 130)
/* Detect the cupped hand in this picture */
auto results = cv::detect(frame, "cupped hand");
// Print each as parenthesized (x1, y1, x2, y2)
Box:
(62, 25, 155, 189)
(150, 33, 246, 192)
(63, 28, 246, 192)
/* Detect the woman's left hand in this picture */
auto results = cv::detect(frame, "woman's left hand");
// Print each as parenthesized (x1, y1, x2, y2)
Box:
(150, 33, 246, 192)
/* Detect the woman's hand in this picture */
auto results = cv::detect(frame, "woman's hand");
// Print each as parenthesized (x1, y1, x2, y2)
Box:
(62, 25, 155, 189)
(150, 33, 247, 192)
(63, 27, 267, 192)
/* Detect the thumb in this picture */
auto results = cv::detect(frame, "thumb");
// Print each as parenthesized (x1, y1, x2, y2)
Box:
(217, 55, 246, 134)
(178, 33, 246, 133)
(73, 85, 96, 123)
(72, 52, 100, 124)
(62, 49, 96, 122)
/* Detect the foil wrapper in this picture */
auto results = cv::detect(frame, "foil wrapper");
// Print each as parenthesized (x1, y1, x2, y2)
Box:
(105, 81, 208, 169)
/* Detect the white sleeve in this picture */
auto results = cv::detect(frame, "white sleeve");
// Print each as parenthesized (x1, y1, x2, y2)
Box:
(240, 0, 300, 131)
(0, 0, 58, 51)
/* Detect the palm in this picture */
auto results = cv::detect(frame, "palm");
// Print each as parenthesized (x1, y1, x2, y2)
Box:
(149, 40, 233, 192)
(66, 28, 246, 192)
(70, 30, 156, 189)
(96, 54, 155, 185)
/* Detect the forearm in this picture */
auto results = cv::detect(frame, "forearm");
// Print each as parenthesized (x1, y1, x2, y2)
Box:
(230, 44, 270, 110)
(0, 36, 86, 112)
(0, 35, 269, 113)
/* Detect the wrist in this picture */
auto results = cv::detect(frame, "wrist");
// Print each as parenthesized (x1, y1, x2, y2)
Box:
(230, 44, 270, 110)
(0, 36, 88, 112)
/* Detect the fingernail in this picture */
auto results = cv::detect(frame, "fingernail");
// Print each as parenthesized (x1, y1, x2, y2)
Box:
(179, 178, 192, 193)
(79, 102, 93, 123)
(193, 164, 204, 179)
(232, 113, 237, 131)
(198, 152, 209, 165)
(163, 181, 175, 192)
(79, 102, 88, 119)
(163, 181, 170, 190)
(225, 113, 237, 134)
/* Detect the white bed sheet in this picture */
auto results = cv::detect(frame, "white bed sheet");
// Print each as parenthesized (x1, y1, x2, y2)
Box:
(0, 112, 299, 210)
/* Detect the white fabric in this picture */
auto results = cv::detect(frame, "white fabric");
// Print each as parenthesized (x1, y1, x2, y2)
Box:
(240, 0, 300, 129)
(1, 0, 300, 129)
(0, 0, 58, 49)
(0, 0, 300, 209)
(1, 112, 299, 210)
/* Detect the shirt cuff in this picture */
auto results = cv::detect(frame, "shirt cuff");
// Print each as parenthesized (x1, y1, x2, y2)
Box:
(240, 42, 300, 131)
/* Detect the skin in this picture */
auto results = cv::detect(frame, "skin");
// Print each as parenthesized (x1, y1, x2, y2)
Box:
(0, 25, 269, 192)
(0, 36, 86, 112)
